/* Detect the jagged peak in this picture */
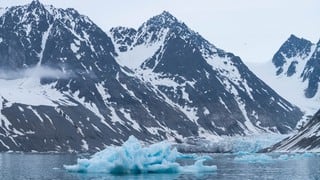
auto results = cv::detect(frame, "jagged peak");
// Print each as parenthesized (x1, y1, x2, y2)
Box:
(144, 10, 181, 28)
(3, 1, 94, 28)
(276, 34, 313, 55)
(272, 34, 315, 69)
(158, 11, 177, 21)
(31, 0, 41, 5)
(135, 10, 193, 42)
(288, 34, 299, 40)
(28, 0, 45, 10)
(63, 8, 82, 17)
(285, 34, 312, 45)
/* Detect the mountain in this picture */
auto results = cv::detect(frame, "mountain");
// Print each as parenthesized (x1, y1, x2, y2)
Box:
(249, 35, 319, 116)
(110, 11, 303, 136)
(0, 1, 204, 152)
(264, 109, 320, 152)
(0, 1, 303, 152)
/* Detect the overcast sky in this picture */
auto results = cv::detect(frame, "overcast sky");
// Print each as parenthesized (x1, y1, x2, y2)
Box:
(1, 0, 319, 63)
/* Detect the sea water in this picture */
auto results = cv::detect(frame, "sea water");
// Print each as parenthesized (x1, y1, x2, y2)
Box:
(0, 152, 320, 180)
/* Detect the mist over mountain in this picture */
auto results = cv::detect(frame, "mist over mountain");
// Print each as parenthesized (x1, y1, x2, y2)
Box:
(0, 1, 303, 152)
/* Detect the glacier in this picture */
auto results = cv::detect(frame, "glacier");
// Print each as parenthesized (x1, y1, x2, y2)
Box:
(175, 133, 289, 153)
(234, 152, 319, 163)
(64, 136, 216, 174)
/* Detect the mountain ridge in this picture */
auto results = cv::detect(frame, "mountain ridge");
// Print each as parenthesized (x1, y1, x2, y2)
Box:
(0, 1, 201, 152)
(110, 11, 303, 135)
(264, 108, 320, 152)
(248, 34, 320, 116)
(0, 1, 304, 152)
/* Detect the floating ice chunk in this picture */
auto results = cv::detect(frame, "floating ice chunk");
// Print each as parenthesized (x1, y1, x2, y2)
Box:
(182, 158, 217, 173)
(64, 136, 216, 174)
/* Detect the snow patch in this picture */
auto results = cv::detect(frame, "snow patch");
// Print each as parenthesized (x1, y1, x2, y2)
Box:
(37, 25, 53, 67)
(81, 139, 89, 151)
(70, 43, 79, 53)
(248, 58, 319, 116)
(114, 28, 169, 69)
(203, 107, 210, 115)
(0, 78, 74, 107)
(119, 108, 141, 131)
(205, 53, 254, 100)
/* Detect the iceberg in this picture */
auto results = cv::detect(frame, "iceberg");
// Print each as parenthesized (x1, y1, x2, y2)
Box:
(64, 136, 217, 174)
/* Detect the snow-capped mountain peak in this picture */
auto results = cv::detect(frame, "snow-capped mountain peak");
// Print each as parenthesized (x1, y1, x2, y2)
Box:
(28, 0, 44, 9)
(0, 2, 304, 153)
(272, 34, 315, 76)
(145, 11, 179, 27)
(110, 11, 216, 70)
(0, 2, 201, 152)
(249, 34, 320, 116)
(111, 11, 303, 136)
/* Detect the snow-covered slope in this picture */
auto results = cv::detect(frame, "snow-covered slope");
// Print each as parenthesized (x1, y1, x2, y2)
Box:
(248, 35, 320, 116)
(110, 11, 303, 136)
(0, 1, 304, 152)
(265, 109, 320, 152)
(0, 1, 203, 152)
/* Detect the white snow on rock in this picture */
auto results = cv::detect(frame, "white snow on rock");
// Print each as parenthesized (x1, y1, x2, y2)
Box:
(248, 61, 319, 116)
(70, 42, 79, 53)
(38, 25, 53, 67)
(114, 28, 169, 70)
(0, 77, 73, 107)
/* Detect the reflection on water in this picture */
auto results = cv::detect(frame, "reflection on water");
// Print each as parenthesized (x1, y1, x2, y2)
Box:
(0, 153, 319, 180)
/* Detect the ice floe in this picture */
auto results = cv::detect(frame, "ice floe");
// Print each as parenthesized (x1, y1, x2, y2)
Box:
(64, 136, 216, 174)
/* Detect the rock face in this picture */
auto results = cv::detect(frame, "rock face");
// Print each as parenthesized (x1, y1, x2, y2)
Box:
(0, 1, 197, 152)
(272, 34, 320, 99)
(272, 35, 314, 76)
(250, 35, 319, 115)
(0, 1, 302, 152)
(265, 109, 320, 152)
(110, 12, 302, 136)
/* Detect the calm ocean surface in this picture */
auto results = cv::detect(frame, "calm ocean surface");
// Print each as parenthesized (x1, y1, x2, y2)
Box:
(0, 153, 319, 180)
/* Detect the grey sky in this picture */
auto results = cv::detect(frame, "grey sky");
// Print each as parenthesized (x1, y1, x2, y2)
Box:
(1, 0, 319, 63)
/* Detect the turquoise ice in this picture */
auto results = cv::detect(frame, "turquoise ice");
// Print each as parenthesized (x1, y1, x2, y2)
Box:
(234, 152, 319, 163)
(64, 136, 217, 174)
